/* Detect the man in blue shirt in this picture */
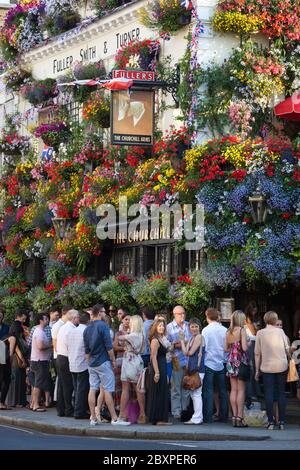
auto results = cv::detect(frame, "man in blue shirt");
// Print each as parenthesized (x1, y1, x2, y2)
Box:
(0, 309, 9, 340)
(83, 304, 118, 426)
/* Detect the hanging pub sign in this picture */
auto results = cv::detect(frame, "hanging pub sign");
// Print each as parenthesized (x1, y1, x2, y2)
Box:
(111, 89, 155, 146)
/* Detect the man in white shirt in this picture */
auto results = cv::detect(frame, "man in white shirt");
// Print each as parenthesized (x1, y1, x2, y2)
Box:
(56, 309, 79, 417)
(30, 313, 52, 412)
(66, 312, 90, 419)
(202, 308, 228, 423)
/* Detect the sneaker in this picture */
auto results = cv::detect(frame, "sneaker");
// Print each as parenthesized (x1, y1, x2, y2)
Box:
(114, 418, 131, 425)
(90, 418, 100, 426)
(184, 420, 197, 425)
(278, 423, 285, 431)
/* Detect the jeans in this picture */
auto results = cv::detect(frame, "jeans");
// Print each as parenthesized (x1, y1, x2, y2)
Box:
(72, 370, 89, 417)
(170, 367, 190, 417)
(262, 370, 287, 423)
(203, 366, 228, 423)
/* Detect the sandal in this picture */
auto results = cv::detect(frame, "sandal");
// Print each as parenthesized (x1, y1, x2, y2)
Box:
(231, 416, 237, 427)
(266, 422, 274, 430)
(32, 408, 46, 412)
(236, 416, 248, 428)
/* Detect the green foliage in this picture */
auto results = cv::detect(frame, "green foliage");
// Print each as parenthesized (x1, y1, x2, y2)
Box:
(1, 294, 29, 324)
(196, 61, 234, 136)
(45, 258, 72, 285)
(177, 34, 193, 120)
(56, 279, 98, 310)
(173, 271, 211, 320)
(27, 286, 54, 313)
(93, 0, 119, 18)
(96, 276, 136, 313)
(131, 276, 172, 312)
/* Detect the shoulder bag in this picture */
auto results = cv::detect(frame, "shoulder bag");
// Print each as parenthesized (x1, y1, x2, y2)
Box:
(237, 328, 250, 382)
(182, 336, 202, 391)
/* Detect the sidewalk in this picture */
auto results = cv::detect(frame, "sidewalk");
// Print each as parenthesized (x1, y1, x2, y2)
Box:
(0, 407, 299, 442)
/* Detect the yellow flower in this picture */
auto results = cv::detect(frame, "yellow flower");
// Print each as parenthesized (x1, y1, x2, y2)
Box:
(222, 144, 246, 167)
(185, 146, 207, 171)
(153, 184, 161, 191)
(165, 168, 175, 178)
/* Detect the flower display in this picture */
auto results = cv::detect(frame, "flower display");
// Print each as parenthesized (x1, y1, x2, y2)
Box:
(114, 39, 160, 71)
(139, 0, 192, 35)
(21, 78, 58, 105)
(34, 121, 70, 149)
(96, 276, 135, 313)
(173, 271, 211, 318)
(3, 66, 31, 92)
(131, 275, 172, 311)
(213, 0, 300, 40)
(82, 91, 110, 128)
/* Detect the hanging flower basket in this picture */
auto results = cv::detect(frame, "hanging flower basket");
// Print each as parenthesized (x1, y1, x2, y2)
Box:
(176, 10, 192, 26)
(21, 78, 58, 106)
(34, 122, 70, 150)
(114, 39, 160, 71)
(0, 132, 31, 155)
(82, 91, 110, 128)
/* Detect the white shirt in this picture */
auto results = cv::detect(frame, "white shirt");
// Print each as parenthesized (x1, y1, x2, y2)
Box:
(66, 324, 88, 373)
(56, 321, 76, 358)
(202, 322, 227, 371)
(51, 318, 64, 359)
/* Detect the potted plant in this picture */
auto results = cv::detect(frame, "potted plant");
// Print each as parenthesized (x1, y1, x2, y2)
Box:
(114, 39, 160, 71)
(131, 275, 172, 311)
(34, 121, 70, 150)
(82, 91, 110, 128)
(139, 0, 192, 35)
(21, 78, 58, 106)
(3, 66, 31, 92)
(96, 276, 135, 313)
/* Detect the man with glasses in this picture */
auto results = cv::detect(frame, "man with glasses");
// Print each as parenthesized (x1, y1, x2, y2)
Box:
(83, 304, 119, 426)
(167, 305, 192, 420)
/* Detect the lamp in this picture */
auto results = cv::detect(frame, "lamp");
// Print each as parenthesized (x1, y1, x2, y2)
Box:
(52, 217, 72, 240)
(248, 187, 268, 224)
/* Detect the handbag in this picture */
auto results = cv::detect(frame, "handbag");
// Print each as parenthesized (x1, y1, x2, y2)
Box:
(237, 361, 250, 381)
(182, 336, 203, 391)
(237, 328, 250, 381)
(15, 345, 27, 369)
(287, 358, 299, 382)
(182, 371, 201, 391)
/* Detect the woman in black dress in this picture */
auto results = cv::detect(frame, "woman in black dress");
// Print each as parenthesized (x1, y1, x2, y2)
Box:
(6, 312, 29, 407)
(147, 318, 172, 425)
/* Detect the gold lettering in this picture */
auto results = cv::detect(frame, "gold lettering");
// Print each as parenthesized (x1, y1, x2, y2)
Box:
(150, 228, 159, 240)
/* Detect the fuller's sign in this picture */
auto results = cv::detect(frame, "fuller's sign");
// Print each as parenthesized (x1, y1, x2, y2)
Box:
(112, 70, 155, 81)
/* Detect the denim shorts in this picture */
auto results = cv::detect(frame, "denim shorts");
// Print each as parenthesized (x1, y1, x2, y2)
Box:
(88, 360, 115, 392)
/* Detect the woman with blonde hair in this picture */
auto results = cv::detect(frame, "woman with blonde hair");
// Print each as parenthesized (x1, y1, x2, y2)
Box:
(116, 315, 146, 425)
(225, 310, 250, 427)
(147, 318, 172, 425)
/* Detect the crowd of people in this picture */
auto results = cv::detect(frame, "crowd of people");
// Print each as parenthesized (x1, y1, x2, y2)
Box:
(0, 301, 299, 431)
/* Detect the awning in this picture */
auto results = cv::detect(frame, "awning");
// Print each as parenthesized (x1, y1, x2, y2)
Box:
(274, 92, 300, 121)
(57, 78, 133, 91)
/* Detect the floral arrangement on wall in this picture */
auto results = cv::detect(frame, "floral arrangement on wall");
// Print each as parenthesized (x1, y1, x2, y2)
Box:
(34, 121, 70, 149)
(213, 0, 300, 41)
(82, 91, 110, 128)
(21, 78, 58, 105)
(114, 39, 160, 71)
(139, 0, 192, 35)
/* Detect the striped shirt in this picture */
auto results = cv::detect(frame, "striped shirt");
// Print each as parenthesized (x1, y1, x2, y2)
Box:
(167, 320, 192, 368)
